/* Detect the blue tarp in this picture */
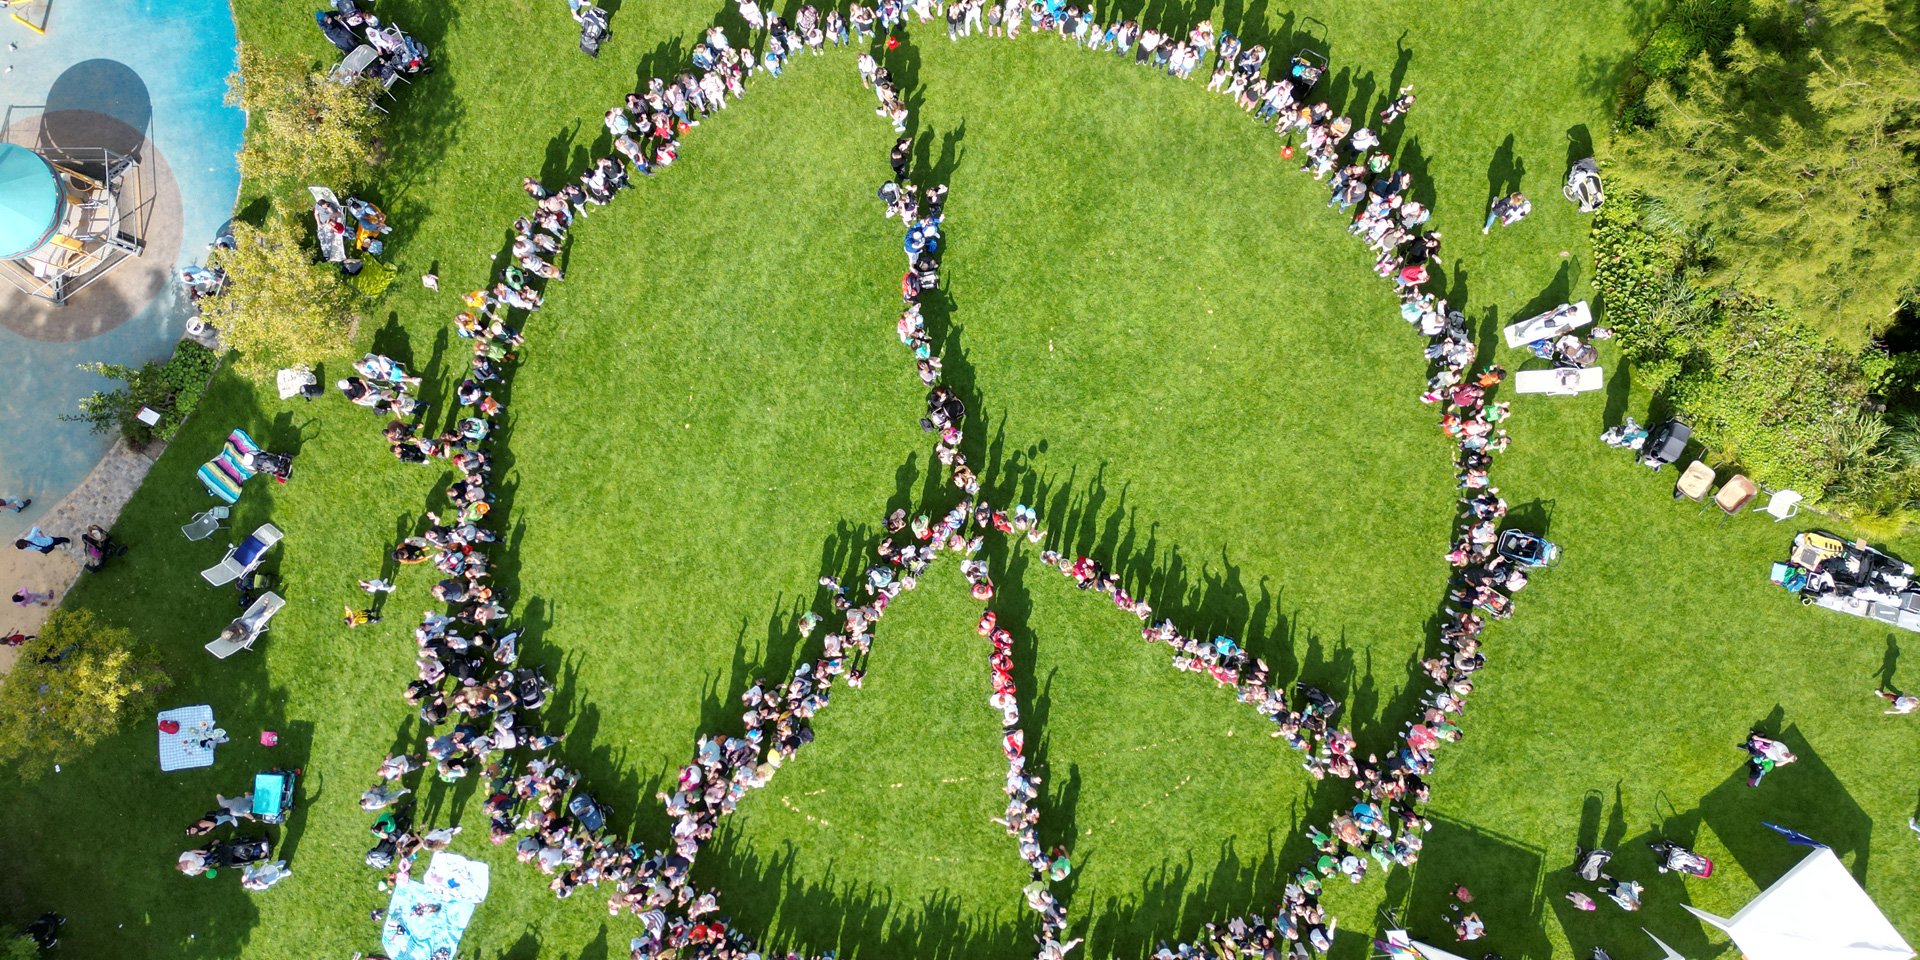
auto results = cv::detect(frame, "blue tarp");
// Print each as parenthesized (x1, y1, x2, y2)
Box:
(380, 852, 490, 960)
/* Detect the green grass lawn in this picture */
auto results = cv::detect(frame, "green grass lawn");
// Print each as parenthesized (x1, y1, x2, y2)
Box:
(3, 0, 1919, 958)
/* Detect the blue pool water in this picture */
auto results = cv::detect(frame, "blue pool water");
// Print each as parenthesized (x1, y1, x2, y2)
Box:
(0, 0, 244, 539)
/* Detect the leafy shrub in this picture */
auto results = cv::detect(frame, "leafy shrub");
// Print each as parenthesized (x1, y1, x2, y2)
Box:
(60, 340, 220, 449)
(1638, 20, 1704, 78)
(1638, 0, 1745, 78)
(1592, 193, 1903, 509)
(0, 610, 167, 777)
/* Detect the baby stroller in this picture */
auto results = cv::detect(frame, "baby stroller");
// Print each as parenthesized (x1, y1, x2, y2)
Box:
(81, 524, 127, 573)
(568, 791, 608, 834)
(252, 769, 299, 825)
(1649, 839, 1713, 877)
(1497, 529, 1561, 569)
(213, 836, 273, 868)
(243, 448, 297, 484)
(578, 5, 610, 56)
(1289, 49, 1327, 90)
(1564, 158, 1605, 214)
(1572, 846, 1612, 882)
(1638, 417, 1692, 471)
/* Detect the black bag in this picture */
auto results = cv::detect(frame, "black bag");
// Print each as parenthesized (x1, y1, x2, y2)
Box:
(366, 838, 396, 868)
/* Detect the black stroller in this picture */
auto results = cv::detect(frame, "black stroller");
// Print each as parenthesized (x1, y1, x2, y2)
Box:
(1639, 418, 1691, 470)
(212, 836, 273, 869)
(578, 5, 610, 56)
(568, 791, 608, 834)
(1649, 839, 1713, 877)
(1497, 529, 1562, 569)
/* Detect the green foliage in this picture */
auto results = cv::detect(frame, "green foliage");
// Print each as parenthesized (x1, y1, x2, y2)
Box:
(200, 207, 360, 380)
(0, 610, 166, 778)
(1592, 194, 1907, 507)
(1608, 0, 1920, 342)
(227, 45, 383, 193)
(1639, 0, 1745, 78)
(58, 340, 220, 449)
(0, 935, 35, 960)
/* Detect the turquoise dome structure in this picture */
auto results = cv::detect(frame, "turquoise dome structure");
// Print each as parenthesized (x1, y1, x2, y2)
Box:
(0, 143, 64, 260)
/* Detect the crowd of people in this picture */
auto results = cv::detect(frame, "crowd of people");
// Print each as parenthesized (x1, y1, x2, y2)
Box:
(321, 15, 1005, 956)
(311, 3, 1549, 958)
(315, 0, 433, 82)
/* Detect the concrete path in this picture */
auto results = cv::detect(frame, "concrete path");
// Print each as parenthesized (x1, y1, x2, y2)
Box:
(0, 436, 166, 675)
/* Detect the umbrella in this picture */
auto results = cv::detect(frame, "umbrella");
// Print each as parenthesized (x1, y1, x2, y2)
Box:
(1760, 821, 1826, 848)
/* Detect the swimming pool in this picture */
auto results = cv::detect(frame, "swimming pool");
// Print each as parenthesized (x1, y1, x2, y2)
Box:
(0, 0, 244, 540)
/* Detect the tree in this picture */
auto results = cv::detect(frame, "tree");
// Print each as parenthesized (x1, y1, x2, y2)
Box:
(199, 207, 360, 378)
(227, 45, 383, 189)
(1608, 0, 1920, 342)
(0, 610, 167, 777)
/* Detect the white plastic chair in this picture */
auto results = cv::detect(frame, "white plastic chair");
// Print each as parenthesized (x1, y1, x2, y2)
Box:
(1758, 488, 1804, 522)
(330, 44, 378, 84)
(182, 506, 230, 542)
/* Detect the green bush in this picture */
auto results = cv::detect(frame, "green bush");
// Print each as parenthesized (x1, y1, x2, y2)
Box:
(1637, 20, 1703, 78)
(60, 339, 221, 450)
(1591, 193, 1916, 513)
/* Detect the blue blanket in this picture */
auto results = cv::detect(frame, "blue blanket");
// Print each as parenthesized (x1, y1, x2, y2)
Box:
(380, 853, 490, 960)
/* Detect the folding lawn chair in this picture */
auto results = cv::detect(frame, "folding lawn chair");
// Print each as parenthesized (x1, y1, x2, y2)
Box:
(1673, 461, 1715, 503)
(1709, 474, 1757, 525)
(182, 506, 231, 542)
(1756, 487, 1803, 522)
(330, 44, 379, 84)
(206, 591, 285, 658)
(201, 523, 285, 586)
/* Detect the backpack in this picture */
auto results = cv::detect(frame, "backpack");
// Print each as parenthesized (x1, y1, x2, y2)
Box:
(366, 839, 396, 868)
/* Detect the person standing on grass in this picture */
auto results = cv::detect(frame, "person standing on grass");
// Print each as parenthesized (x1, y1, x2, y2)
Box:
(1483, 192, 1531, 234)
(891, 136, 913, 180)
(1874, 687, 1919, 714)
(738, 0, 766, 34)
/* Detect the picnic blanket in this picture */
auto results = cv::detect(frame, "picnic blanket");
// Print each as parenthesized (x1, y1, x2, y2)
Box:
(158, 705, 218, 772)
(381, 852, 490, 960)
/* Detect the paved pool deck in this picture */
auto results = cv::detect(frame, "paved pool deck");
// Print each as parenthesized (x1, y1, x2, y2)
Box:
(0, 0, 244, 545)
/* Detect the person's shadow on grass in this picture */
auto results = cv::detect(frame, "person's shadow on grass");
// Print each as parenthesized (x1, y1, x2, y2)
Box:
(1485, 134, 1525, 210)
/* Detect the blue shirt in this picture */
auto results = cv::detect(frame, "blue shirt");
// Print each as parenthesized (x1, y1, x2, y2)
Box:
(22, 527, 54, 548)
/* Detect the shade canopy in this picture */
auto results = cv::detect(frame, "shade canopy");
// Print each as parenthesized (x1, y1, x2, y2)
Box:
(1681, 847, 1914, 960)
(0, 144, 63, 260)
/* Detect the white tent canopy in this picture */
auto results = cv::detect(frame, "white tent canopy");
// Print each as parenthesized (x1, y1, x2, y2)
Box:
(1408, 940, 1473, 960)
(1681, 847, 1914, 960)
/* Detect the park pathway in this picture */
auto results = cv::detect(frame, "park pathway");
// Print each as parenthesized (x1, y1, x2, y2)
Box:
(0, 437, 165, 675)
